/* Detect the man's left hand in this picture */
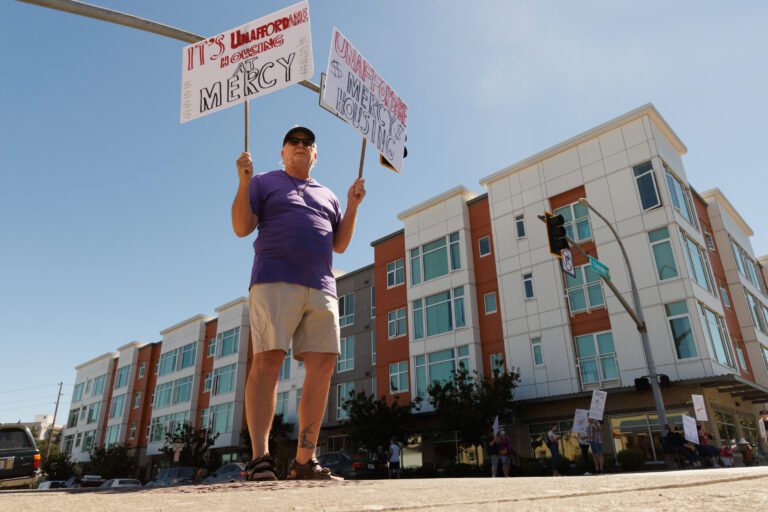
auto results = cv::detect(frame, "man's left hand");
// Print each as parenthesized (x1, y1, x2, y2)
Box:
(347, 178, 366, 208)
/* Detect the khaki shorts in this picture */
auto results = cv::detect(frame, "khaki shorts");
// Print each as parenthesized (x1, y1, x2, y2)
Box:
(249, 282, 340, 360)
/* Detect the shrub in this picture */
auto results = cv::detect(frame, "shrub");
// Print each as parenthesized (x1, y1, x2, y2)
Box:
(617, 448, 646, 472)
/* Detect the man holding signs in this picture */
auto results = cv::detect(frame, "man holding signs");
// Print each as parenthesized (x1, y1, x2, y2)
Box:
(232, 127, 365, 480)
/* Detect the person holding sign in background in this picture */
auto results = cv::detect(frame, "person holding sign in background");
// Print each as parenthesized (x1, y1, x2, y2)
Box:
(232, 126, 366, 481)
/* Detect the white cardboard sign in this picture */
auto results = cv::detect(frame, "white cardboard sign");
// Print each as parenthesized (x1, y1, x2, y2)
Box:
(588, 389, 607, 421)
(572, 409, 590, 434)
(322, 27, 408, 172)
(692, 394, 708, 421)
(180, 1, 313, 123)
(682, 414, 699, 444)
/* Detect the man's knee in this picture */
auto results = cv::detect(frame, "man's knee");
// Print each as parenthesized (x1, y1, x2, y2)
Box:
(301, 352, 337, 374)
(251, 350, 286, 374)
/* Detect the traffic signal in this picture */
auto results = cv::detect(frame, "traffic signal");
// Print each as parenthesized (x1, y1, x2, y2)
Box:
(658, 374, 671, 388)
(634, 377, 651, 392)
(545, 211, 569, 257)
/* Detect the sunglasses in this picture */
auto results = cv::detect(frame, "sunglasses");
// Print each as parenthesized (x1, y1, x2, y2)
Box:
(285, 137, 315, 148)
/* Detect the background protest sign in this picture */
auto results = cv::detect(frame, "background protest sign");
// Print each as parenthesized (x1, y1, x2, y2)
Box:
(692, 394, 708, 421)
(322, 27, 408, 172)
(180, 1, 313, 123)
(588, 389, 607, 420)
(682, 414, 699, 444)
(572, 409, 589, 434)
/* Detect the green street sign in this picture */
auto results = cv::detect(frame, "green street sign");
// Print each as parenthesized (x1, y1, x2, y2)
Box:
(589, 256, 611, 280)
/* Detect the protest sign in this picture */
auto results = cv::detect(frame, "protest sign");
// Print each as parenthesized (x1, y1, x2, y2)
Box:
(588, 389, 607, 421)
(682, 414, 699, 444)
(692, 394, 708, 421)
(180, 1, 313, 123)
(322, 28, 408, 172)
(492, 415, 499, 436)
(572, 409, 589, 435)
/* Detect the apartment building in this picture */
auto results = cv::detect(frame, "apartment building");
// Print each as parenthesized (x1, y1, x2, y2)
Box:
(61, 104, 768, 472)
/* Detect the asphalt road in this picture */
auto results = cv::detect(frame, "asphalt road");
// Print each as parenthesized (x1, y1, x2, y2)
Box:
(2, 466, 766, 511)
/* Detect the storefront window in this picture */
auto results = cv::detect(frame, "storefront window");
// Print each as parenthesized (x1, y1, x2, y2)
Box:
(610, 411, 684, 462)
(527, 421, 579, 461)
(714, 411, 737, 444)
(738, 416, 758, 447)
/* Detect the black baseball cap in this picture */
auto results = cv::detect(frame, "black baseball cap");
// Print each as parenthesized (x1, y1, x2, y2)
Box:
(283, 126, 315, 145)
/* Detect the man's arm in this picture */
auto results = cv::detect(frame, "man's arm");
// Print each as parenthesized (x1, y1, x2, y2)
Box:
(232, 152, 259, 237)
(333, 178, 366, 253)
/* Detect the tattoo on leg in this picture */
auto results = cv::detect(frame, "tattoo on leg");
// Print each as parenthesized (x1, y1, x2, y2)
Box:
(300, 423, 316, 449)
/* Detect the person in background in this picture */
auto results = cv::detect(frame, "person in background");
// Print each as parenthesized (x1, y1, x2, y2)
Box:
(488, 430, 500, 477)
(547, 424, 561, 476)
(578, 428, 591, 475)
(587, 419, 604, 474)
(388, 438, 402, 479)
(719, 441, 734, 467)
(738, 438, 754, 466)
(696, 424, 719, 467)
(497, 429, 511, 477)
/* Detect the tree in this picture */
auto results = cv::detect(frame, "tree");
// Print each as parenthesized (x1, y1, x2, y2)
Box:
(426, 365, 519, 451)
(42, 451, 75, 481)
(341, 391, 415, 454)
(159, 424, 219, 470)
(89, 444, 137, 479)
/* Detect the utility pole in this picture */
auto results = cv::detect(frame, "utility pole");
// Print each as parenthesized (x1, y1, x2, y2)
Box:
(46, 381, 63, 463)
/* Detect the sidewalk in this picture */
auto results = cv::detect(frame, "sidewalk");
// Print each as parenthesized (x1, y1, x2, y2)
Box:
(3, 466, 767, 511)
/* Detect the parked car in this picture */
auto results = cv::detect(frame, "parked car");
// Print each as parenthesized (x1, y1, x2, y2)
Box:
(144, 467, 196, 488)
(63, 474, 104, 488)
(0, 423, 41, 489)
(316, 450, 386, 480)
(203, 462, 246, 484)
(100, 478, 142, 489)
(37, 480, 67, 490)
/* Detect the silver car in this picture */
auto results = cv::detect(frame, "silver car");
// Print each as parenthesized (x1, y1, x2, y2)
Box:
(101, 478, 142, 489)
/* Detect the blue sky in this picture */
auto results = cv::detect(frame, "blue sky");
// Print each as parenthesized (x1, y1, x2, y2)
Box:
(1, 0, 767, 424)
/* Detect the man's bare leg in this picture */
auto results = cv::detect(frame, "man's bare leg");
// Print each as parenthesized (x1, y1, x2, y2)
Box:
(245, 349, 286, 459)
(295, 352, 337, 463)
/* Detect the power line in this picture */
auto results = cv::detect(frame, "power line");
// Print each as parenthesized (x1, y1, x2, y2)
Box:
(0, 383, 66, 395)
(0, 394, 70, 405)
(0, 401, 60, 412)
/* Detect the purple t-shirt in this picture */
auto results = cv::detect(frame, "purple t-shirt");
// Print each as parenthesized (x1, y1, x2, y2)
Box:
(249, 170, 342, 297)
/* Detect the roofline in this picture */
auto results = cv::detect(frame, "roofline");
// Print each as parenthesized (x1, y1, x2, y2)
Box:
(397, 186, 477, 220)
(371, 229, 404, 247)
(336, 263, 375, 280)
(75, 352, 117, 371)
(214, 297, 248, 313)
(159, 314, 214, 336)
(466, 192, 488, 206)
(759, 255, 768, 265)
(700, 188, 754, 237)
(480, 103, 687, 187)
(116, 341, 145, 352)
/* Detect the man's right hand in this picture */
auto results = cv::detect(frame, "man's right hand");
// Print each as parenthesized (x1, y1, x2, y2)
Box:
(237, 152, 254, 183)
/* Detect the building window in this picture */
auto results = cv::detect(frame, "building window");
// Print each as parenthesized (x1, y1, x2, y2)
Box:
(664, 163, 698, 230)
(149, 411, 190, 442)
(680, 232, 715, 293)
(114, 366, 130, 389)
(80, 407, 87, 422)
(389, 361, 409, 393)
(575, 331, 618, 385)
(371, 331, 376, 365)
(409, 232, 462, 284)
(216, 327, 240, 358)
(87, 402, 101, 424)
(698, 303, 735, 368)
(735, 344, 748, 371)
(83, 431, 95, 452)
(714, 411, 738, 445)
(336, 382, 354, 420)
(387, 259, 405, 288)
(276, 391, 289, 417)
(206, 403, 234, 435)
(371, 377, 377, 399)
(478, 236, 491, 257)
(531, 337, 544, 366)
(648, 227, 678, 280)
(515, 214, 526, 238)
(632, 161, 661, 211)
(412, 287, 466, 339)
(153, 375, 194, 409)
(212, 363, 237, 396)
(665, 301, 697, 359)
(388, 308, 407, 339)
(72, 382, 84, 403)
(484, 292, 498, 314)
(138, 362, 146, 378)
(704, 232, 715, 252)
(744, 288, 768, 335)
(203, 373, 212, 393)
(91, 375, 106, 397)
(730, 237, 767, 295)
(339, 293, 355, 327)
(62, 435, 74, 454)
(75, 432, 82, 448)
(105, 425, 121, 447)
(129, 423, 136, 440)
(296, 388, 302, 413)
(720, 286, 731, 308)
(565, 266, 604, 313)
(85, 379, 92, 395)
(415, 346, 470, 399)
(67, 408, 79, 428)
(207, 338, 216, 358)
(134, 391, 141, 409)
(554, 202, 591, 242)
(523, 273, 535, 300)
(338, 336, 355, 372)
(371, 286, 376, 319)
(158, 342, 198, 376)
(490, 353, 505, 375)
(278, 349, 292, 381)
